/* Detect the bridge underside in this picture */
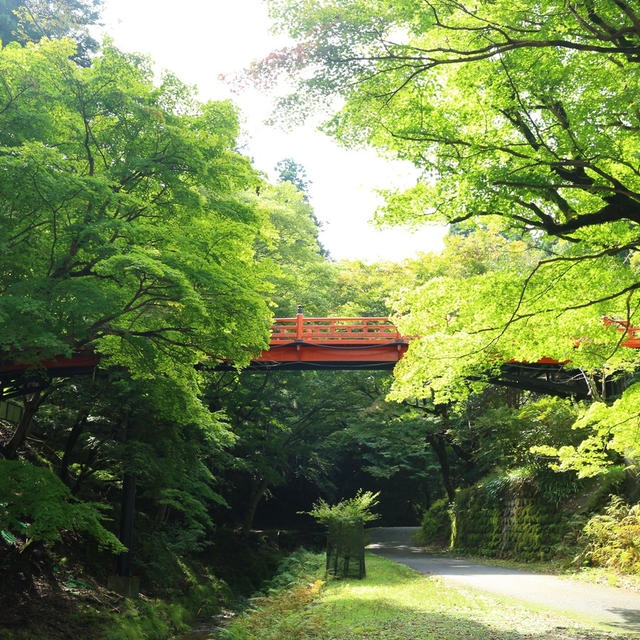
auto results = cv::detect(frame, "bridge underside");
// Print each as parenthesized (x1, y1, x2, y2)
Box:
(493, 362, 626, 400)
(246, 341, 409, 370)
(0, 353, 622, 400)
(494, 362, 590, 399)
(0, 350, 616, 401)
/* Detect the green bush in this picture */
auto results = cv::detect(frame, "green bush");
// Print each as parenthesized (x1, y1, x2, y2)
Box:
(420, 498, 452, 547)
(584, 465, 627, 512)
(97, 598, 192, 640)
(306, 490, 379, 528)
(202, 530, 284, 596)
(580, 496, 640, 574)
(307, 490, 379, 579)
(0, 460, 123, 552)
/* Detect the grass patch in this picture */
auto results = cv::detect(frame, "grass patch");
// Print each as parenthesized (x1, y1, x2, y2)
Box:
(318, 555, 630, 639)
(222, 553, 634, 639)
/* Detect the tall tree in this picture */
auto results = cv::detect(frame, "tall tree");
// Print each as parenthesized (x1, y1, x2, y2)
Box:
(209, 369, 357, 532)
(254, 0, 640, 352)
(245, 0, 640, 473)
(262, 0, 640, 244)
(275, 157, 311, 199)
(0, 0, 102, 64)
(0, 39, 274, 455)
(250, 181, 333, 315)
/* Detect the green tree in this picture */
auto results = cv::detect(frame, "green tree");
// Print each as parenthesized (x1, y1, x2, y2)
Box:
(252, 182, 332, 316)
(257, 0, 640, 388)
(0, 0, 102, 64)
(264, 0, 640, 239)
(209, 369, 363, 533)
(0, 39, 274, 456)
(387, 229, 640, 478)
(275, 157, 311, 199)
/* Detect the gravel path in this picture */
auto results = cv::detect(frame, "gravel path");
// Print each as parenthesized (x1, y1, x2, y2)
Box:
(367, 527, 640, 634)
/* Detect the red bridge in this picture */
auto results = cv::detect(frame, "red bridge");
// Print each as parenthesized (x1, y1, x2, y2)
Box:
(1, 313, 639, 398)
(0, 312, 409, 385)
(250, 313, 408, 370)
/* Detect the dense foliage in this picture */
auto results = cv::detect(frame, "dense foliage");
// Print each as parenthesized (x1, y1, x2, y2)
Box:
(4, 2, 640, 638)
(0, 0, 102, 64)
(254, 0, 640, 572)
(580, 496, 640, 574)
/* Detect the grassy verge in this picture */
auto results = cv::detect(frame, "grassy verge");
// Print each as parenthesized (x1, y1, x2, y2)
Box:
(222, 552, 633, 639)
(219, 550, 326, 640)
(448, 552, 640, 592)
(410, 532, 640, 593)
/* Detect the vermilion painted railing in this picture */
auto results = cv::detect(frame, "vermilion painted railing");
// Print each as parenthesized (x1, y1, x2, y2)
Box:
(269, 315, 404, 344)
(251, 313, 408, 367)
(268, 314, 640, 349)
(604, 317, 640, 349)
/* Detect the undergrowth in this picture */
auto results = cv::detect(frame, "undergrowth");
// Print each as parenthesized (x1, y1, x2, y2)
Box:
(579, 496, 640, 574)
(219, 549, 325, 640)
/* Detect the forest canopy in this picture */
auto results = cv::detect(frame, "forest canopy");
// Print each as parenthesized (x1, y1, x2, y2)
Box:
(252, 0, 640, 475)
(3, 6, 640, 638)
(0, 38, 274, 402)
(258, 0, 640, 380)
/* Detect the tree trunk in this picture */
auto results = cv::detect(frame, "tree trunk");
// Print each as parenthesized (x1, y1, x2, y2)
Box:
(241, 476, 269, 535)
(115, 413, 136, 577)
(4, 392, 43, 459)
(427, 434, 456, 503)
(116, 471, 136, 577)
(59, 409, 90, 484)
(506, 387, 521, 409)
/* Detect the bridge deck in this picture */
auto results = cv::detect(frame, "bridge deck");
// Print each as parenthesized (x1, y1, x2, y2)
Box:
(0, 314, 409, 381)
(1, 313, 638, 380)
(251, 316, 408, 369)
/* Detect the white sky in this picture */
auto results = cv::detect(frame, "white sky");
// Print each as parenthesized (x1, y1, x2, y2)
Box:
(100, 0, 446, 262)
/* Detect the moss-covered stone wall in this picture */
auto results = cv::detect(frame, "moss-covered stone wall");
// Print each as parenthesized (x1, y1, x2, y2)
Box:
(451, 474, 567, 561)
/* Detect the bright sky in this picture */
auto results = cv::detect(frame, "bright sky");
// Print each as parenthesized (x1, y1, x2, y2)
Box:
(100, 0, 447, 262)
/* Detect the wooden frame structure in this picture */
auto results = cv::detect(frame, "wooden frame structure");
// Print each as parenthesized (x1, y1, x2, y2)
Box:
(250, 314, 408, 370)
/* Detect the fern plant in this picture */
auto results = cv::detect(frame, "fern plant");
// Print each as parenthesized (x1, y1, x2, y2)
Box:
(0, 459, 124, 552)
(580, 496, 640, 574)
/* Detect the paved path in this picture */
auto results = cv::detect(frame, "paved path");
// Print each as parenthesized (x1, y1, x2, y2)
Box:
(367, 527, 640, 633)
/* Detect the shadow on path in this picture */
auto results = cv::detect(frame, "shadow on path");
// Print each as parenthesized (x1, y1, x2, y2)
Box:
(326, 594, 625, 639)
(367, 526, 640, 634)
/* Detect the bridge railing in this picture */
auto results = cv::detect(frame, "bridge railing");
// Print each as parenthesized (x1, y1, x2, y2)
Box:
(604, 317, 640, 348)
(270, 314, 404, 344)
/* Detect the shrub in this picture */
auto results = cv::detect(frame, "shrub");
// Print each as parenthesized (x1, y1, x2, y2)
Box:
(420, 498, 451, 547)
(584, 465, 627, 512)
(306, 490, 379, 579)
(306, 491, 380, 528)
(580, 496, 640, 574)
(0, 459, 123, 552)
